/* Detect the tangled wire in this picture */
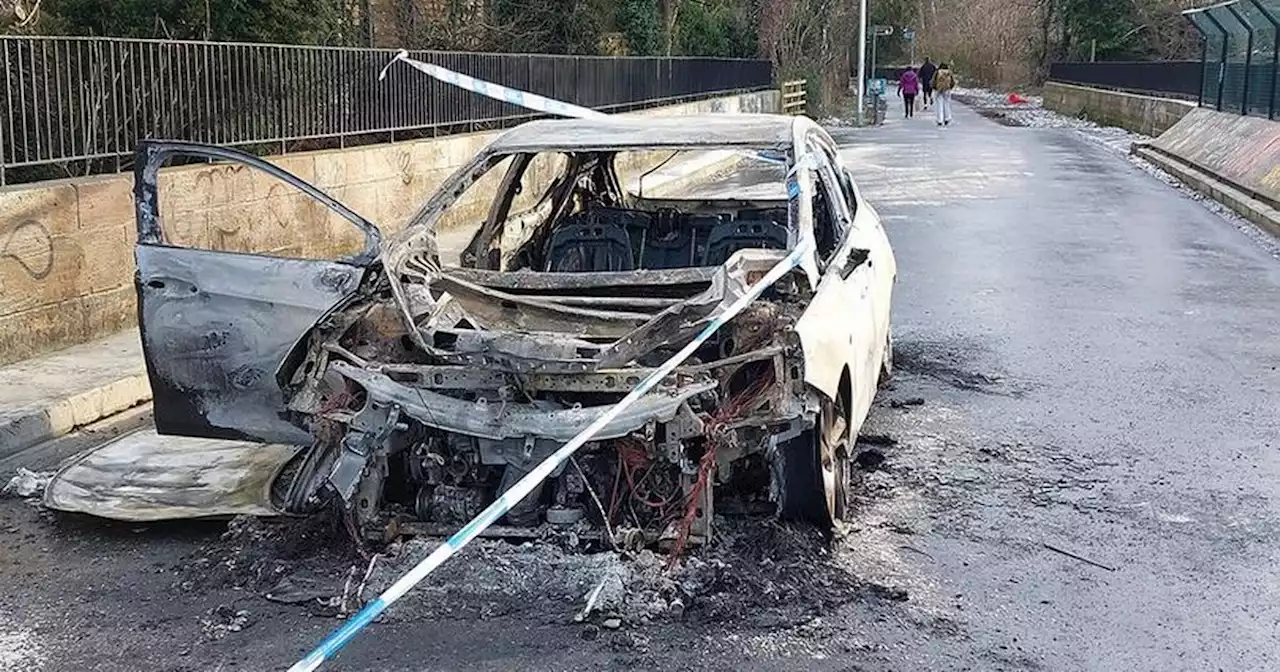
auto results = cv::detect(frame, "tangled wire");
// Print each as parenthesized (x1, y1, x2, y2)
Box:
(604, 369, 774, 559)
(665, 371, 775, 566)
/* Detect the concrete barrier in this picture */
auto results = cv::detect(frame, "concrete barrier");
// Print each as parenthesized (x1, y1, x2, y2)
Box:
(1131, 107, 1280, 236)
(0, 90, 779, 366)
(1043, 81, 1195, 136)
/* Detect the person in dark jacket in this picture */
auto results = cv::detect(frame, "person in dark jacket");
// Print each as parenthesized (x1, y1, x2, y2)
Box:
(918, 58, 937, 108)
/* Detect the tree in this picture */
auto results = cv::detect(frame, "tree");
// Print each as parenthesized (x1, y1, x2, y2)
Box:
(618, 0, 662, 55)
(675, 0, 757, 58)
(759, 0, 857, 113)
(867, 0, 917, 65)
(661, 0, 682, 55)
(38, 0, 359, 44)
(1061, 0, 1141, 60)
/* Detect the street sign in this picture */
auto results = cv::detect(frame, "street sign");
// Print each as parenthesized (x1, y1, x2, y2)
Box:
(903, 29, 916, 41)
(873, 25, 893, 36)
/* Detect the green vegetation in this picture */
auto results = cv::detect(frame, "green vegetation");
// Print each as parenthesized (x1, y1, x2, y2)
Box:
(39, 0, 359, 44)
(674, 0, 757, 59)
(618, 0, 663, 56)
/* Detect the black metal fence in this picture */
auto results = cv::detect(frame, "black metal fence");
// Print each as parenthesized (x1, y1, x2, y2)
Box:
(1048, 61, 1203, 99)
(0, 36, 774, 185)
(1046, 1, 1280, 120)
(1184, 0, 1279, 119)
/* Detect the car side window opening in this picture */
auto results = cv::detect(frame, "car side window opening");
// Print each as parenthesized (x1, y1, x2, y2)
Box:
(133, 142, 381, 265)
(808, 133, 858, 224)
(806, 151, 851, 265)
(455, 151, 577, 269)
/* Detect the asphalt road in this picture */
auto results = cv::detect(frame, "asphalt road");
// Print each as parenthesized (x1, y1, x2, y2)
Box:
(834, 96, 1280, 670)
(3, 97, 1279, 672)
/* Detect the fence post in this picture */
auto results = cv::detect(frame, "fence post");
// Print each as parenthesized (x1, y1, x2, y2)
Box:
(1198, 41, 1207, 107)
(1226, 3, 1254, 115)
(1, 38, 6, 186)
(1248, 0, 1279, 120)
(1186, 13, 1211, 107)
(1204, 11, 1230, 111)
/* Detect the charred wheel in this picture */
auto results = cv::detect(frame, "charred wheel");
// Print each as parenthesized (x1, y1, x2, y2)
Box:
(775, 393, 850, 527)
(879, 326, 894, 386)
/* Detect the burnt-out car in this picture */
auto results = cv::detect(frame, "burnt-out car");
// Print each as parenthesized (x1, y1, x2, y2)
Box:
(130, 114, 895, 545)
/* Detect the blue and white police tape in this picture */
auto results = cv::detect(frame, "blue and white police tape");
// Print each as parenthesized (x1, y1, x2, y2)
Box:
(286, 242, 812, 672)
(379, 50, 607, 121)
(377, 50, 787, 166)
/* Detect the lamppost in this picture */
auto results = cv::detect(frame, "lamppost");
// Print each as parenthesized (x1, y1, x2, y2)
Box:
(856, 0, 868, 125)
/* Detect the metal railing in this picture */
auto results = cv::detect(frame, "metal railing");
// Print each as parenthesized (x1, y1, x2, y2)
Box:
(1048, 61, 1203, 99)
(0, 35, 774, 185)
(1184, 0, 1279, 119)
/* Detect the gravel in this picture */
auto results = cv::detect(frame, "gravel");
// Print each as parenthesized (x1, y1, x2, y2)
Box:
(0, 625, 47, 671)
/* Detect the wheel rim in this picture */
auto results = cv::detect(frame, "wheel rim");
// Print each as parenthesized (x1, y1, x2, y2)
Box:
(818, 399, 849, 523)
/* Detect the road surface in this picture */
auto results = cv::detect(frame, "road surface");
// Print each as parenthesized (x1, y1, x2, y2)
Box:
(832, 96, 1280, 670)
(3, 96, 1279, 672)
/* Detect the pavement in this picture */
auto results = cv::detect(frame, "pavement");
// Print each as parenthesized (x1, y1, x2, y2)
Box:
(0, 330, 149, 461)
(4, 95, 1280, 671)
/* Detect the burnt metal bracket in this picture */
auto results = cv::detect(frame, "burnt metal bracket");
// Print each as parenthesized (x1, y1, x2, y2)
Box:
(327, 402, 403, 503)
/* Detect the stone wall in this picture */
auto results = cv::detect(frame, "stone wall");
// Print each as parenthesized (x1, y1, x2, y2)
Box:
(1043, 81, 1196, 137)
(1146, 107, 1280, 207)
(1130, 107, 1280, 235)
(0, 90, 779, 365)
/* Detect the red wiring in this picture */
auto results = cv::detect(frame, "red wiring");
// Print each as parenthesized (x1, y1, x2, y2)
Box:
(604, 369, 774, 556)
(317, 390, 352, 416)
(608, 440, 678, 528)
(667, 372, 775, 566)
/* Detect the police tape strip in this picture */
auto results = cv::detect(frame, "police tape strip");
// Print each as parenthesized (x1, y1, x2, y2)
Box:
(378, 50, 608, 121)
(288, 53, 814, 672)
(377, 50, 787, 165)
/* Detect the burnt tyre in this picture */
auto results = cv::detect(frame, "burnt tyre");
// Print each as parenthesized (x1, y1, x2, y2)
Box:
(879, 326, 894, 387)
(774, 395, 850, 527)
(273, 440, 337, 515)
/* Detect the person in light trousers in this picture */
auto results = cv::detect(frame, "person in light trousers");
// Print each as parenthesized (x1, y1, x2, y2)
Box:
(932, 63, 956, 126)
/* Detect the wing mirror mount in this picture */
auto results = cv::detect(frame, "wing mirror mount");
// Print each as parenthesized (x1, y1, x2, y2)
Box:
(839, 247, 871, 279)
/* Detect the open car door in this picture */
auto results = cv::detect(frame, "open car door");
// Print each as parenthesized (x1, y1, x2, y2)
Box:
(133, 141, 381, 445)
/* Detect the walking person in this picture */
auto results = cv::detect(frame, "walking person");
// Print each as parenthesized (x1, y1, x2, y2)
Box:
(897, 66, 920, 118)
(918, 58, 937, 108)
(932, 62, 956, 126)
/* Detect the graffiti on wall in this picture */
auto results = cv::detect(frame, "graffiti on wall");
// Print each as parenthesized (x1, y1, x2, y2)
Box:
(0, 219, 54, 282)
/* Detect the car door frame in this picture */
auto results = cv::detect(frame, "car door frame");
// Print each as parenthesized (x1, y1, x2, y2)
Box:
(792, 124, 885, 433)
(133, 140, 382, 444)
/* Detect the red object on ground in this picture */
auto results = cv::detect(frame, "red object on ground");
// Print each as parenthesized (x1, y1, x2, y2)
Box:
(1007, 93, 1029, 104)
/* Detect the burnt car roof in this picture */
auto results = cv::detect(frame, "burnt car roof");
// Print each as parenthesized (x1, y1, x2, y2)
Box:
(484, 114, 799, 154)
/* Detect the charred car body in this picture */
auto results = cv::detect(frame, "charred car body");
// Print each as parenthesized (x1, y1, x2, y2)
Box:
(132, 114, 896, 545)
